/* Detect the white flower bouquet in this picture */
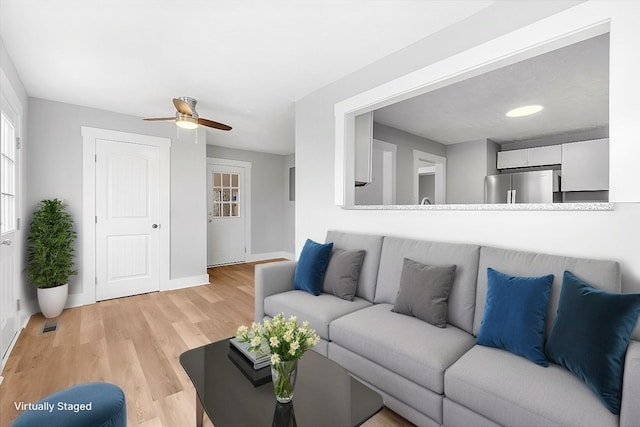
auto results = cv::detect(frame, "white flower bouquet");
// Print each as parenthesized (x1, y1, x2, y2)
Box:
(236, 313, 320, 402)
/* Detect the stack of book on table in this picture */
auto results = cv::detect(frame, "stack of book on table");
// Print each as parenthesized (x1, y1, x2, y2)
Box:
(229, 337, 271, 369)
(228, 337, 272, 386)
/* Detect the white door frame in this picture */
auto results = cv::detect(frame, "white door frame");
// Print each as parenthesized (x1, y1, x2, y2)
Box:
(0, 67, 23, 371)
(82, 127, 170, 305)
(413, 149, 446, 205)
(206, 157, 252, 260)
(374, 139, 397, 205)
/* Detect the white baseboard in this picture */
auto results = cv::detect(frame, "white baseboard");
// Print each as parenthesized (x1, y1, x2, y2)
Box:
(24, 276, 209, 316)
(246, 251, 294, 262)
(67, 293, 87, 308)
(0, 330, 20, 374)
(20, 298, 38, 326)
(164, 274, 210, 291)
(2, 300, 37, 374)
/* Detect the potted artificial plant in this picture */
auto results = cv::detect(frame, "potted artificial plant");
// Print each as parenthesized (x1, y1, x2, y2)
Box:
(26, 199, 77, 318)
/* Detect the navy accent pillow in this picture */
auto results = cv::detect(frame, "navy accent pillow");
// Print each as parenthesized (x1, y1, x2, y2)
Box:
(293, 239, 334, 296)
(476, 268, 553, 366)
(545, 271, 640, 414)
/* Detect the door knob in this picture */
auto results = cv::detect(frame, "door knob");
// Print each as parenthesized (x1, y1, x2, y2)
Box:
(1, 239, 11, 245)
(152, 224, 158, 229)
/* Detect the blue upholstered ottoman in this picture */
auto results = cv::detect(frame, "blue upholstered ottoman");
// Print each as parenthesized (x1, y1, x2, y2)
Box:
(12, 382, 126, 427)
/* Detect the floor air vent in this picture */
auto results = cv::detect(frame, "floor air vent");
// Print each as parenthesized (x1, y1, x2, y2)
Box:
(42, 320, 59, 334)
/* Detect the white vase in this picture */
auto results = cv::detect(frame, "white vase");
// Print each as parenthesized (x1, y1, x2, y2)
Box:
(37, 283, 68, 318)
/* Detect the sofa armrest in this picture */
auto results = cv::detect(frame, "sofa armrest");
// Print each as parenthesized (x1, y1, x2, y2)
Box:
(254, 261, 297, 323)
(621, 339, 640, 427)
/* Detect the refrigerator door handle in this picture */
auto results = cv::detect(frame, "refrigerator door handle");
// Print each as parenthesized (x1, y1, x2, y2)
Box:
(511, 189, 517, 203)
(507, 190, 512, 204)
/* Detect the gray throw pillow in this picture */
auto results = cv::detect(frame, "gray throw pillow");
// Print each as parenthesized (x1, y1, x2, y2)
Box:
(392, 258, 457, 328)
(322, 249, 366, 301)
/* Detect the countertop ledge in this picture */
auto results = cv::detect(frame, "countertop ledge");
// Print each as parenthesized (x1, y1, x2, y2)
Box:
(343, 203, 614, 211)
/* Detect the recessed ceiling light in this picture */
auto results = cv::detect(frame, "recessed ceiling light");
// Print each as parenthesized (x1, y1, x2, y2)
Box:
(505, 105, 544, 117)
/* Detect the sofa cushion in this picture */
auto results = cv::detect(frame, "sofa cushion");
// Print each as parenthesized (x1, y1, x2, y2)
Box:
(374, 237, 480, 334)
(329, 343, 444, 426)
(545, 271, 640, 414)
(473, 246, 621, 337)
(264, 290, 371, 340)
(330, 303, 475, 394)
(392, 258, 456, 328)
(445, 345, 618, 427)
(326, 231, 384, 302)
(322, 248, 366, 301)
(293, 239, 333, 295)
(476, 268, 553, 366)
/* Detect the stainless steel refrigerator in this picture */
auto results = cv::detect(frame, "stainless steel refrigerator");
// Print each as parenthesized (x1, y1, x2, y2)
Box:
(484, 170, 560, 204)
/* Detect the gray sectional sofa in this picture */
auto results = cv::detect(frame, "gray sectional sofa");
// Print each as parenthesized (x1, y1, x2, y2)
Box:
(254, 231, 640, 427)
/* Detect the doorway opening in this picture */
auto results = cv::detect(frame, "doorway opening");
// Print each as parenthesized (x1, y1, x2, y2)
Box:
(418, 161, 436, 205)
(413, 150, 446, 205)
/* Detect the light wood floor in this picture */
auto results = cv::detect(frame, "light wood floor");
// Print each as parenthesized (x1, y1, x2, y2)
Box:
(0, 261, 414, 427)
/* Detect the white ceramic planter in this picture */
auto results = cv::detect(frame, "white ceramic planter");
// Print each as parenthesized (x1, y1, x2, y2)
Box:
(37, 283, 68, 318)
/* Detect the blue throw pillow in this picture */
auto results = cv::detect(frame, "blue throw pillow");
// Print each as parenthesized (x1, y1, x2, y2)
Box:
(545, 271, 640, 414)
(293, 239, 334, 295)
(476, 268, 553, 366)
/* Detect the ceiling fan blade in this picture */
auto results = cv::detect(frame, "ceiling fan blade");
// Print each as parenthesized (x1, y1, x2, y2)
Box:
(143, 117, 176, 121)
(198, 118, 232, 131)
(173, 98, 193, 115)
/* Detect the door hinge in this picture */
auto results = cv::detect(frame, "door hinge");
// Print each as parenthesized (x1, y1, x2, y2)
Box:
(15, 137, 21, 149)
(95, 277, 98, 285)
(95, 154, 97, 162)
(16, 299, 20, 311)
(16, 218, 20, 230)
(95, 216, 97, 224)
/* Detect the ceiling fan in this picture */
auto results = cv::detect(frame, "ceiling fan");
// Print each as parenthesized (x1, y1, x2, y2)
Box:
(143, 97, 232, 131)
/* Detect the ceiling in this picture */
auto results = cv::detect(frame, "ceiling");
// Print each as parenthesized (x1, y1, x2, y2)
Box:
(374, 32, 609, 146)
(0, 0, 496, 155)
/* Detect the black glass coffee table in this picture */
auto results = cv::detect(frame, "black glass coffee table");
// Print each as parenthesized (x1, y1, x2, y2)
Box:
(180, 338, 383, 427)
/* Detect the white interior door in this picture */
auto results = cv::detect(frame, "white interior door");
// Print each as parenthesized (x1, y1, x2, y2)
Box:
(1, 94, 19, 363)
(96, 140, 161, 300)
(207, 163, 246, 266)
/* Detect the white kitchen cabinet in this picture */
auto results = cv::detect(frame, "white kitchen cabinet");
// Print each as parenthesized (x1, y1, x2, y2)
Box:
(497, 145, 562, 169)
(561, 138, 609, 191)
(528, 145, 562, 166)
(497, 149, 528, 169)
(354, 112, 373, 186)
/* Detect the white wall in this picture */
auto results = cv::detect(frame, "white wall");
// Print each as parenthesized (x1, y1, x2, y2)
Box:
(295, 1, 640, 339)
(206, 145, 294, 258)
(27, 97, 207, 305)
(171, 127, 207, 279)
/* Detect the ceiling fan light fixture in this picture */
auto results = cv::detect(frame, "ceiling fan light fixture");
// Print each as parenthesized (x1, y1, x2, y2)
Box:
(505, 104, 544, 118)
(144, 97, 230, 131)
(176, 113, 199, 129)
